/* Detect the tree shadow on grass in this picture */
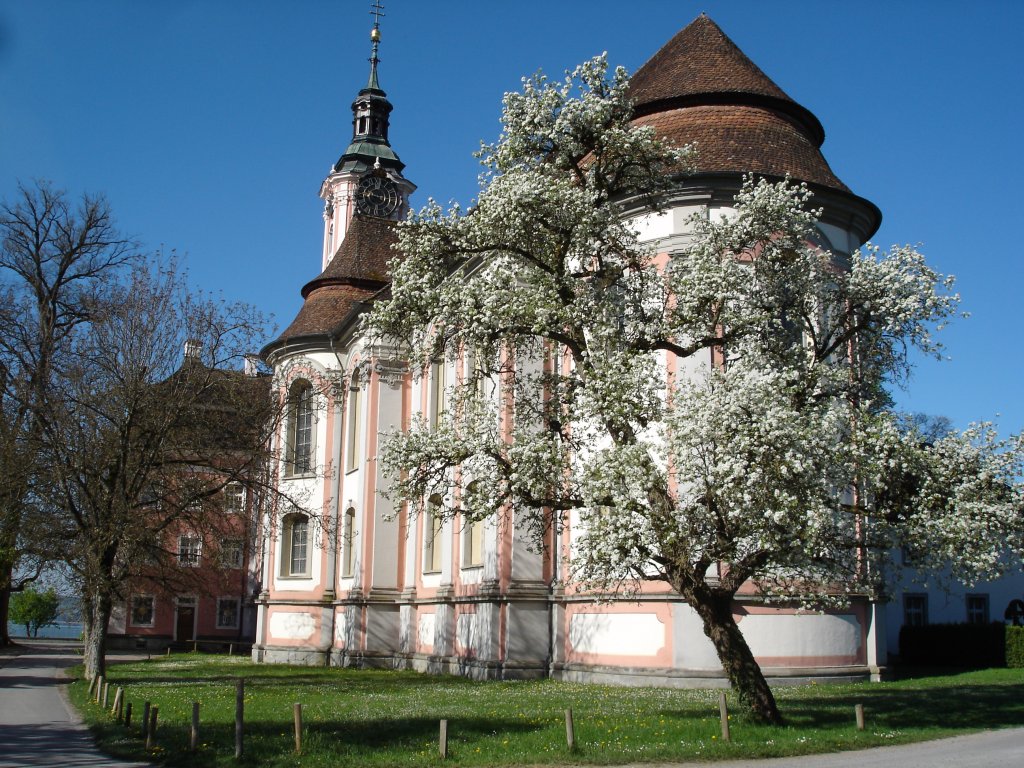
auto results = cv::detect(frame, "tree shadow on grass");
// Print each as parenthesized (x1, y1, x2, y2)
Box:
(90, 714, 545, 767)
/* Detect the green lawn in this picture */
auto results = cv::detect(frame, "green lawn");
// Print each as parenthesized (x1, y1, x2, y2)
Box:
(68, 655, 1024, 767)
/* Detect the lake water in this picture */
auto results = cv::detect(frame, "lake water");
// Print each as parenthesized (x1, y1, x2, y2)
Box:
(6, 622, 83, 640)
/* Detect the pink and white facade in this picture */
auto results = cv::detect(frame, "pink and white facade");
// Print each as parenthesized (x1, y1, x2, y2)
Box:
(250, 15, 989, 683)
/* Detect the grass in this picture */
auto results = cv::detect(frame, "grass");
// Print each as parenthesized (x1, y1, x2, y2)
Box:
(68, 654, 1024, 767)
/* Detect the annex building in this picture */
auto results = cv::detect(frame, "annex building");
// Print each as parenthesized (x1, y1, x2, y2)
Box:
(251, 14, 1021, 683)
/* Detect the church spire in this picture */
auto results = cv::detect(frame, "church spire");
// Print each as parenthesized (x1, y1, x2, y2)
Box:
(333, 1, 404, 174)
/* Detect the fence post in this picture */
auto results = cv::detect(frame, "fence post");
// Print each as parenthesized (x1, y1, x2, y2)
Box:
(565, 708, 575, 751)
(94, 675, 104, 703)
(87, 675, 97, 698)
(141, 701, 150, 739)
(719, 691, 731, 742)
(146, 706, 158, 749)
(855, 703, 865, 731)
(235, 679, 244, 759)
(189, 701, 200, 751)
(294, 702, 303, 753)
(229, 643, 234, 656)
(112, 687, 123, 719)
(101, 681, 110, 709)
(124, 701, 132, 729)
(439, 719, 448, 759)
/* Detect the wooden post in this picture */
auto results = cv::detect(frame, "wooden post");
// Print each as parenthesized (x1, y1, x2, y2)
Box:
(855, 703, 865, 731)
(719, 691, 731, 742)
(235, 678, 244, 759)
(87, 676, 97, 698)
(146, 706, 158, 749)
(141, 701, 151, 739)
(124, 701, 132, 729)
(112, 687, 123, 719)
(439, 719, 448, 759)
(191, 702, 200, 751)
(192, 640, 198, 653)
(94, 675, 104, 703)
(293, 702, 303, 753)
(564, 708, 575, 751)
(166, 646, 170, 656)
(101, 681, 109, 709)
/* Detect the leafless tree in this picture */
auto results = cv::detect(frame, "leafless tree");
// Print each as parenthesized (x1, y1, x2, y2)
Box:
(0, 181, 136, 645)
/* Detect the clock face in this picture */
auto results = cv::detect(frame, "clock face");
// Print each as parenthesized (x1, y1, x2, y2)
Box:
(355, 174, 400, 217)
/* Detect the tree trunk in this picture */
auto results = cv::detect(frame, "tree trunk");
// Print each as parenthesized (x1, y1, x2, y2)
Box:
(83, 593, 111, 680)
(686, 586, 783, 725)
(0, 583, 11, 646)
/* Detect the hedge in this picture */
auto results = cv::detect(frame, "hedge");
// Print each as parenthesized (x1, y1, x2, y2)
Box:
(1007, 626, 1024, 668)
(899, 622, 1006, 667)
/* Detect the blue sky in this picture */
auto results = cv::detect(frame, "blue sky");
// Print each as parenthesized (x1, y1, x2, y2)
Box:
(1, 1, 1022, 439)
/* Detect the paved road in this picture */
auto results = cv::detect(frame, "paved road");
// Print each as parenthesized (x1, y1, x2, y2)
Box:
(618, 727, 1024, 768)
(0, 640, 150, 767)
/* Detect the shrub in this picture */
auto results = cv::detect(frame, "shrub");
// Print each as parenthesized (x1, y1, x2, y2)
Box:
(1006, 626, 1024, 668)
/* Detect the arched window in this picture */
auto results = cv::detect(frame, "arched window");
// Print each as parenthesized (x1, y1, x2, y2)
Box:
(281, 514, 310, 577)
(288, 380, 315, 475)
(341, 506, 357, 578)
(345, 371, 362, 472)
(429, 359, 446, 430)
(423, 494, 443, 574)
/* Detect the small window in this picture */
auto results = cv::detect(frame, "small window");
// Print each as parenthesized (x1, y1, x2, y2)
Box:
(129, 596, 155, 627)
(178, 535, 201, 567)
(224, 482, 245, 514)
(216, 598, 240, 629)
(220, 538, 244, 569)
(341, 507, 357, 578)
(423, 495, 443, 574)
(966, 594, 989, 625)
(288, 381, 315, 475)
(281, 514, 310, 577)
(903, 594, 928, 627)
(345, 372, 362, 472)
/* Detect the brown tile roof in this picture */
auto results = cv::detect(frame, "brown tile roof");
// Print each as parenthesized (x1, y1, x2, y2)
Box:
(276, 283, 377, 342)
(269, 215, 400, 348)
(301, 214, 398, 298)
(634, 105, 850, 193)
(627, 14, 866, 200)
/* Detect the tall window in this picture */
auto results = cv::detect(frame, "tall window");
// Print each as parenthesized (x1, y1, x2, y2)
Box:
(461, 482, 485, 569)
(345, 372, 362, 472)
(429, 360, 446, 429)
(178, 535, 201, 567)
(281, 514, 310, 577)
(423, 495, 443, 574)
(966, 594, 990, 624)
(288, 381, 315, 475)
(903, 594, 928, 627)
(341, 506, 357, 578)
(462, 518, 484, 568)
(224, 482, 245, 514)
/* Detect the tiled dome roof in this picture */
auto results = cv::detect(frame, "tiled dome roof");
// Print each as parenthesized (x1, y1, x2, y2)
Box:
(629, 15, 866, 203)
(270, 215, 398, 347)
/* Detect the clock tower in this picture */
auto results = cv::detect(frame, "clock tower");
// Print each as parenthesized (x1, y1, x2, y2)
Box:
(319, 10, 415, 269)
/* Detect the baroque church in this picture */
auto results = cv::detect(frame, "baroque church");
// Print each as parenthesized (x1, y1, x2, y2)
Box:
(251, 15, 1013, 682)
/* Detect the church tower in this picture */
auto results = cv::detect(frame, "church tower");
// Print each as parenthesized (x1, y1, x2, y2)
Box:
(319, 6, 415, 269)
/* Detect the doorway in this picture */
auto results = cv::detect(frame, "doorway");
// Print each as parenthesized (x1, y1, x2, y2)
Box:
(175, 601, 196, 642)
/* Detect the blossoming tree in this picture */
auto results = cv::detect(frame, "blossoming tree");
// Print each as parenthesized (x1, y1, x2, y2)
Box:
(366, 58, 1024, 724)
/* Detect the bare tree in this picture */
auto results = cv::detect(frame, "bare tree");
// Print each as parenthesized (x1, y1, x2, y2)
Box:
(36, 260, 276, 678)
(0, 181, 135, 645)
